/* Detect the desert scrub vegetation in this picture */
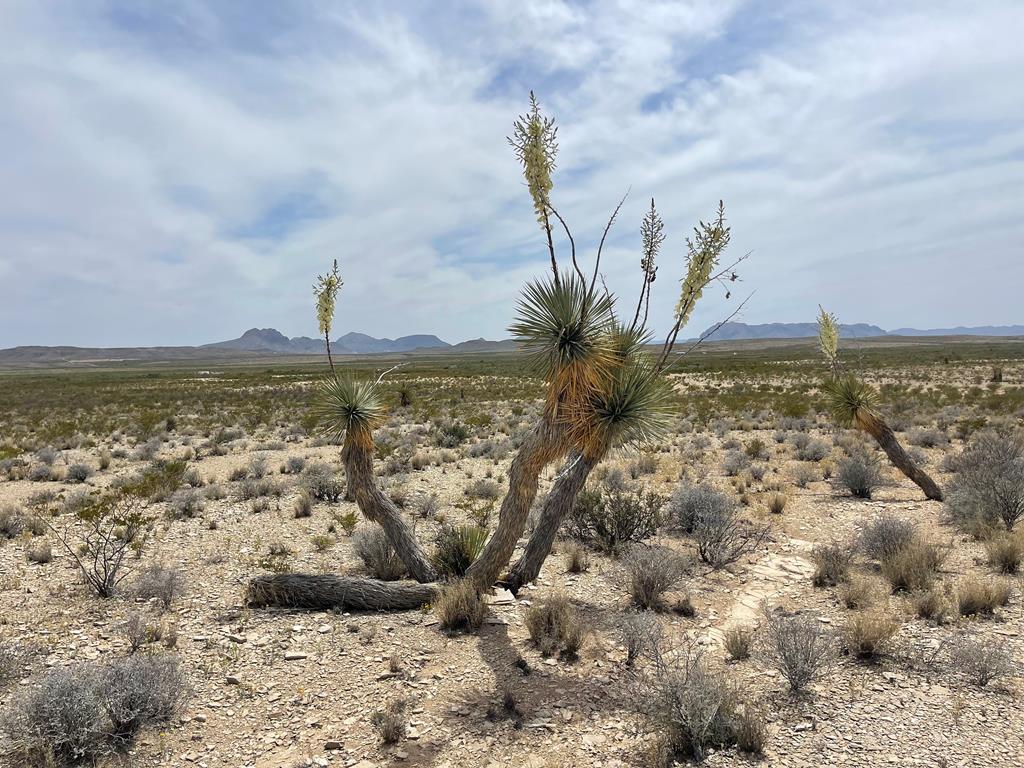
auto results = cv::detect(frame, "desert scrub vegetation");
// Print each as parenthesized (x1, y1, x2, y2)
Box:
(0, 655, 185, 766)
(946, 430, 1024, 531)
(762, 609, 835, 692)
(525, 593, 584, 659)
(621, 544, 688, 610)
(564, 485, 665, 554)
(434, 581, 486, 633)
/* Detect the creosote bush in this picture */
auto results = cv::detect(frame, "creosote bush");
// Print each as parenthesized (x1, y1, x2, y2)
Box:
(947, 431, 1024, 531)
(525, 594, 584, 658)
(565, 486, 664, 554)
(837, 450, 883, 499)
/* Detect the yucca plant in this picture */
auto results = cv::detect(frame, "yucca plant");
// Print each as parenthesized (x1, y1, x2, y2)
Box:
(817, 308, 942, 501)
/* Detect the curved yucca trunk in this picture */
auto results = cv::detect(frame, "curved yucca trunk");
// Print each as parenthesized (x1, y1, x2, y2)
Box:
(246, 573, 437, 611)
(343, 430, 439, 582)
(464, 415, 568, 589)
(857, 412, 943, 501)
(503, 452, 596, 593)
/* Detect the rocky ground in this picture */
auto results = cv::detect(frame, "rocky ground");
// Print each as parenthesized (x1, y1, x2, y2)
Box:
(1, 396, 1022, 768)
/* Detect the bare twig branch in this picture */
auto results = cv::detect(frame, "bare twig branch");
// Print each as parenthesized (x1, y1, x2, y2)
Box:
(374, 363, 406, 386)
(591, 189, 630, 292)
(547, 205, 583, 283)
(658, 293, 753, 374)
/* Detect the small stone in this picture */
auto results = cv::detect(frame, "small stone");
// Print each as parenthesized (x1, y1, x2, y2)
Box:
(284, 651, 308, 661)
(323, 740, 342, 750)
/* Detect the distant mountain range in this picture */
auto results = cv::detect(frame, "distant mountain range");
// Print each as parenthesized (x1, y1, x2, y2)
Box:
(699, 322, 1024, 341)
(203, 328, 452, 354)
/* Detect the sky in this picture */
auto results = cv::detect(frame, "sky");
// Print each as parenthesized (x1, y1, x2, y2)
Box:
(1, 0, 1022, 348)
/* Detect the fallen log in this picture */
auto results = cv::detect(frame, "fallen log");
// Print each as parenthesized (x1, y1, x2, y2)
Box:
(245, 574, 438, 612)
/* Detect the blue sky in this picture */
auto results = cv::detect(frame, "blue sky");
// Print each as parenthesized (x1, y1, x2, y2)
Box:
(1, 0, 1022, 347)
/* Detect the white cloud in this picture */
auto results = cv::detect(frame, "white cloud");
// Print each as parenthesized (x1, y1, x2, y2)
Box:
(0, 0, 1022, 347)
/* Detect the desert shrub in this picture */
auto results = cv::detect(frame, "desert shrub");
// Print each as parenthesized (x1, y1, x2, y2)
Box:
(745, 438, 769, 460)
(433, 524, 487, 577)
(36, 446, 59, 466)
(908, 428, 948, 448)
(563, 541, 590, 573)
(466, 478, 502, 500)
(669, 484, 731, 534)
(239, 477, 278, 501)
(284, 456, 307, 475)
(766, 491, 787, 514)
(985, 533, 1024, 573)
(859, 514, 917, 561)
(132, 565, 184, 610)
(203, 483, 225, 500)
(565, 486, 664, 554)
(525, 594, 584, 658)
(837, 450, 883, 498)
(762, 610, 834, 692)
(796, 438, 830, 462)
(956, 576, 1011, 616)
(723, 626, 753, 661)
(601, 466, 628, 492)
(166, 488, 204, 520)
(1, 655, 184, 765)
(293, 490, 313, 518)
(691, 502, 769, 569)
(622, 545, 688, 610)
(749, 463, 767, 482)
(96, 655, 186, 742)
(811, 541, 852, 587)
(371, 698, 407, 743)
(352, 526, 405, 581)
(435, 420, 470, 448)
(434, 581, 486, 633)
(618, 610, 662, 666)
(629, 454, 659, 477)
(946, 431, 1024, 531)
(29, 464, 54, 482)
(789, 463, 818, 488)
(311, 534, 333, 552)
(27, 541, 53, 564)
(331, 509, 358, 536)
(414, 493, 439, 518)
(0, 504, 25, 539)
(641, 648, 750, 762)
(911, 588, 949, 623)
(881, 540, 944, 592)
(304, 463, 344, 503)
(733, 706, 767, 756)
(66, 463, 93, 484)
(839, 574, 881, 609)
(722, 451, 750, 476)
(949, 635, 1013, 687)
(842, 612, 899, 658)
(132, 438, 162, 461)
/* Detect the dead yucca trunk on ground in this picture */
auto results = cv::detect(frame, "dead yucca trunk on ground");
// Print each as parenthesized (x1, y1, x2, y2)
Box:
(818, 309, 943, 501)
(246, 573, 437, 611)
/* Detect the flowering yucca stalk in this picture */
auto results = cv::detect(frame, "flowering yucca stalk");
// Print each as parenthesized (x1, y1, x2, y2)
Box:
(631, 198, 664, 330)
(509, 91, 559, 281)
(818, 305, 840, 375)
(314, 259, 343, 375)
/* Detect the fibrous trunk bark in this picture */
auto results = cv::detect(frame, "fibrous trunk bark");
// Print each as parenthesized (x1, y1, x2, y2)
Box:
(859, 412, 943, 501)
(464, 415, 567, 589)
(343, 433, 438, 582)
(246, 574, 437, 611)
(503, 452, 596, 593)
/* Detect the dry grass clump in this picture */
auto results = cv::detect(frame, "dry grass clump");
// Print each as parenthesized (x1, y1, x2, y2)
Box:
(292, 489, 313, 518)
(563, 541, 590, 573)
(723, 626, 753, 661)
(618, 610, 663, 667)
(132, 565, 184, 610)
(622, 545, 688, 610)
(839, 574, 882, 609)
(766, 491, 787, 515)
(859, 513, 917, 561)
(525, 594, 584, 659)
(911, 588, 950, 624)
(351, 525, 406, 581)
(955, 576, 1012, 617)
(370, 698, 407, 743)
(985, 533, 1024, 574)
(811, 541, 852, 587)
(842, 612, 900, 658)
(762, 609, 835, 692)
(880, 540, 945, 592)
(434, 581, 486, 633)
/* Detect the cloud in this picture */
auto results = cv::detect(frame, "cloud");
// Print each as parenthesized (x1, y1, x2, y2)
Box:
(0, 0, 1022, 347)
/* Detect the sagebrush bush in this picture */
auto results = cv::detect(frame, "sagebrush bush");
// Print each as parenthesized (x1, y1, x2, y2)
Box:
(670, 484, 731, 534)
(837, 450, 883, 499)
(811, 541, 852, 587)
(432, 524, 487, 577)
(622, 545, 688, 610)
(949, 634, 1013, 687)
(132, 564, 184, 610)
(618, 610, 662, 666)
(763, 610, 834, 692)
(97, 655, 186, 741)
(304, 463, 344, 503)
(66, 463, 93, 484)
(722, 451, 750, 477)
(859, 513, 917, 561)
(352, 526, 405, 581)
(167, 487, 204, 520)
(434, 581, 486, 633)
(947, 431, 1024, 531)
(796, 438, 830, 462)
(843, 612, 899, 658)
(525, 594, 584, 658)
